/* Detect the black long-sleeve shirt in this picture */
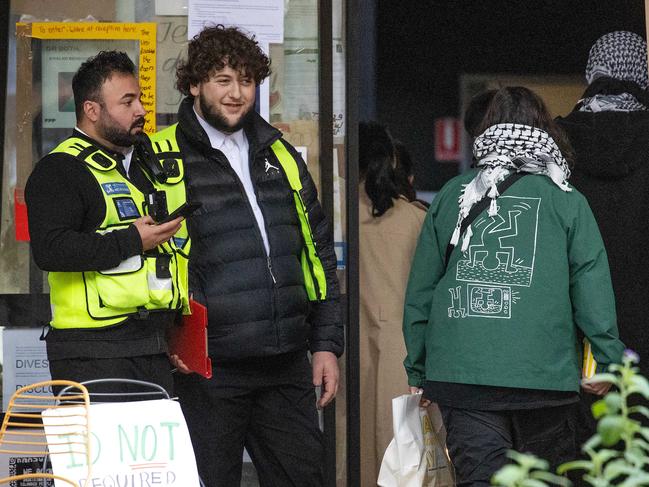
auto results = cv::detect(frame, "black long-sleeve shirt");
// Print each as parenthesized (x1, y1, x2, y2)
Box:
(25, 131, 175, 360)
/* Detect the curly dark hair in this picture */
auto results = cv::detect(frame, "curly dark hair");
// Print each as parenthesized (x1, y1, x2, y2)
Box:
(72, 51, 136, 120)
(176, 25, 271, 95)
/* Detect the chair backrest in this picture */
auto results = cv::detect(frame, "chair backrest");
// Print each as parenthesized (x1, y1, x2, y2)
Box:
(57, 378, 170, 405)
(0, 380, 91, 487)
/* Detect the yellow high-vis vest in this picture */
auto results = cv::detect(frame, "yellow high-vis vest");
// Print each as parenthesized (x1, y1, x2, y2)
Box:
(47, 136, 190, 329)
(149, 125, 327, 301)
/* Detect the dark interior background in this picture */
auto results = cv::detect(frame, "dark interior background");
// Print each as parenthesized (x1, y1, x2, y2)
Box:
(371, 0, 646, 190)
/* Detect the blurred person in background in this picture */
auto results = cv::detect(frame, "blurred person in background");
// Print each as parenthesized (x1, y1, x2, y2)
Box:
(393, 139, 416, 202)
(557, 29, 649, 455)
(464, 89, 497, 139)
(359, 122, 426, 486)
(394, 139, 429, 209)
(464, 89, 497, 169)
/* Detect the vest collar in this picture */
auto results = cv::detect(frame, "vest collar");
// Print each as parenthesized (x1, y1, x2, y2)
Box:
(70, 129, 130, 172)
(72, 129, 132, 160)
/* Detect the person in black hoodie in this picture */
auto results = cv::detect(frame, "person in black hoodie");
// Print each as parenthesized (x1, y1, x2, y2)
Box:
(158, 25, 343, 487)
(557, 30, 649, 449)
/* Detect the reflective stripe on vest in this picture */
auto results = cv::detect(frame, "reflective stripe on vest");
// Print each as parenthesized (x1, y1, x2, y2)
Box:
(149, 125, 190, 253)
(149, 126, 192, 314)
(270, 139, 327, 301)
(151, 125, 327, 301)
(46, 137, 190, 329)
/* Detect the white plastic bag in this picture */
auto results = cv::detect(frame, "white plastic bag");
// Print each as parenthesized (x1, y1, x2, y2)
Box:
(378, 393, 454, 487)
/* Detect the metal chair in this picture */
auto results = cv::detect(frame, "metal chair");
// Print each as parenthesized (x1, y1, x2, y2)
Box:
(57, 378, 206, 487)
(58, 377, 170, 403)
(0, 380, 91, 486)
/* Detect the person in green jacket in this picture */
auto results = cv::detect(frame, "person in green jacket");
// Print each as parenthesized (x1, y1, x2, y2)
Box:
(402, 86, 624, 486)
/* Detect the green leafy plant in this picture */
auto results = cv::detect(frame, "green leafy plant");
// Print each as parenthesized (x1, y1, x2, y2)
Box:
(492, 351, 649, 486)
(492, 451, 571, 487)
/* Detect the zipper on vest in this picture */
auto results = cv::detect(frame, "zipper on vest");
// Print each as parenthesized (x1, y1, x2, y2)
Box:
(249, 149, 282, 349)
(269, 259, 279, 348)
(250, 156, 280, 347)
(215, 151, 280, 347)
(215, 153, 272, 263)
(267, 256, 277, 284)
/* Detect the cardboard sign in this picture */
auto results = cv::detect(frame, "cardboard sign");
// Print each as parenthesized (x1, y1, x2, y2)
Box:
(42, 400, 200, 487)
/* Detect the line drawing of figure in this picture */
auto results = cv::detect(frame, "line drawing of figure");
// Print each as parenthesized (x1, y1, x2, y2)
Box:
(456, 197, 539, 289)
(466, 209, 522, 272)
(448, 286, 466, 318)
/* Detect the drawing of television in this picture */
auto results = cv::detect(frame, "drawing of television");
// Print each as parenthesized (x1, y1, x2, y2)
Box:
(467, 284, 512, 319)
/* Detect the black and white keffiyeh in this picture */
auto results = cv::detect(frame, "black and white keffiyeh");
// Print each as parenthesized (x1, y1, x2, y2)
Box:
(581, 31, 649, 112)
(450, 123, 571, 251)
(580, 93, 647, 112)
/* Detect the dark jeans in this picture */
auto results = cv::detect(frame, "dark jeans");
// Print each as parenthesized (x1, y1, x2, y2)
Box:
(48, 353, 174, 399)
(174, 350, 324, 487)
(440, 404, 578, 487)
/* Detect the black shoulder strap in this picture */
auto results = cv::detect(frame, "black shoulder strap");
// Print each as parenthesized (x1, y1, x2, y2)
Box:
(444, 171, 528, 267)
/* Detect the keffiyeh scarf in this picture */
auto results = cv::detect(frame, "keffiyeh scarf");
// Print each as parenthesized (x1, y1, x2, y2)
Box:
(581, 31, 649, 112)
(451, 123, 571, 251)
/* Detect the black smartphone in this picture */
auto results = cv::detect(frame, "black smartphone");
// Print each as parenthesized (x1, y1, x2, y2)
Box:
(157, 202, 202, 224)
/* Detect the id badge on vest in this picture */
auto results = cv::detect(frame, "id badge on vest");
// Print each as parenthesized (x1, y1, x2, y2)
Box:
(113, 197, 140, 220)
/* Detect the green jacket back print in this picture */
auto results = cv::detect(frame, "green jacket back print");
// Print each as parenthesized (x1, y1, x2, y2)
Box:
(403, 169, 624, 392)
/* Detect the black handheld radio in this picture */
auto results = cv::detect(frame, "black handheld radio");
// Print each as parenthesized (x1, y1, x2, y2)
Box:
(134, 133, 168, 184)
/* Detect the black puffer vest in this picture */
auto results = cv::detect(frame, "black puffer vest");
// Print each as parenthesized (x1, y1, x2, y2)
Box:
(176, 99, 314, 360)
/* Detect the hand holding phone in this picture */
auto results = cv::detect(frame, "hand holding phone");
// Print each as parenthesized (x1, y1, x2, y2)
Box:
(157, 202, 202, 224)
(133, 215, 181, 251)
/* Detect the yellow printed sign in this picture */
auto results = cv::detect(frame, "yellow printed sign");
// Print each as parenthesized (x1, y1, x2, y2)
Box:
(21, 22, 157, 132)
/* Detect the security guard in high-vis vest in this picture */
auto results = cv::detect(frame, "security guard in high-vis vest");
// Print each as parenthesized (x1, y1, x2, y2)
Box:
(166, 25, 343, 487)
(46, 134, 190, 329)
(25, 51, 188, 395)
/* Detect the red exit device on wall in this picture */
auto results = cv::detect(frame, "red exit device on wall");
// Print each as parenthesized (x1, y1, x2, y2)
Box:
(14, 188, 30, 242)
(434, 117, 461, 162)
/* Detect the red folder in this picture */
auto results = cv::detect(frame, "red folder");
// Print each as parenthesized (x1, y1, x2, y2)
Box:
(169, 299, 212, 378)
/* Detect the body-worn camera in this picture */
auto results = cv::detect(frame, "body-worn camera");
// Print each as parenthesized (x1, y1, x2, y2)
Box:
(147, 190, 168, 222)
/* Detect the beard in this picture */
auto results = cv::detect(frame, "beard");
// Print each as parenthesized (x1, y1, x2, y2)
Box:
(198, 93, 253, 134)
(98, 113, 145, 148)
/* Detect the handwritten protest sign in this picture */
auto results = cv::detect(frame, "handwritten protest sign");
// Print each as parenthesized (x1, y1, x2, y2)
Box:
(42, 400, 200, 487)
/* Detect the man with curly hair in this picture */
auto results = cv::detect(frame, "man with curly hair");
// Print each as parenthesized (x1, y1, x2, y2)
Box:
(150, 25, 343, 486)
